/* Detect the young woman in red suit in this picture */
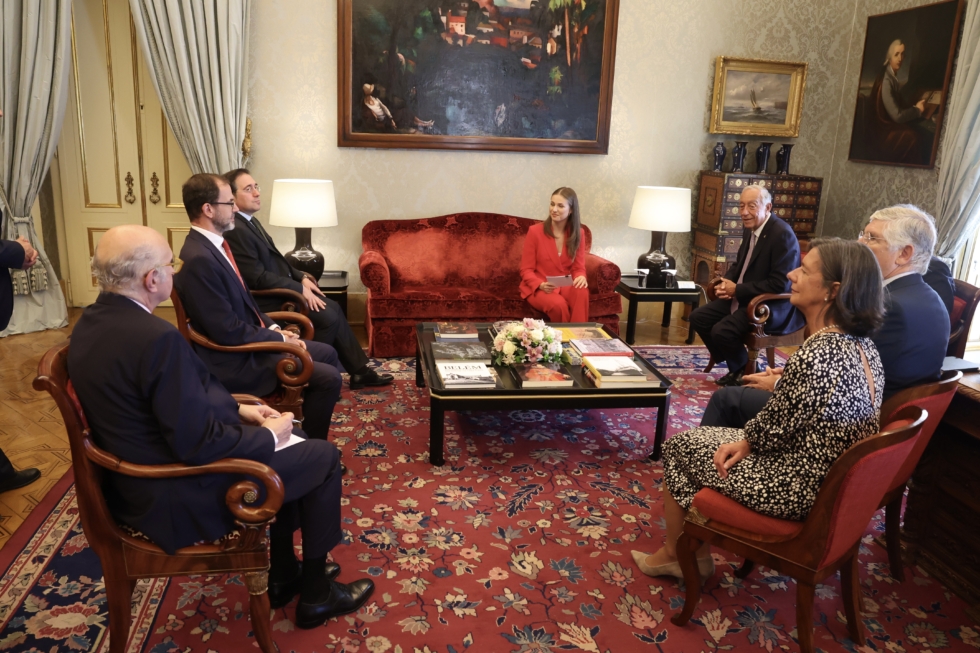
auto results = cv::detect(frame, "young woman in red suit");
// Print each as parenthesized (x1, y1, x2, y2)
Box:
(519, 187, 589, 322)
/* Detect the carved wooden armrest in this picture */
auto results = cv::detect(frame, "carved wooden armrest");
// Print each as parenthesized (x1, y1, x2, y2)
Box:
(233, 394, 268, 406)
(745, 293, 793, 326)
(82, 438, 284, 524)
(267, 311, 314, 340)
(250, 288, 309, 316)
(186, 326, 315, 385)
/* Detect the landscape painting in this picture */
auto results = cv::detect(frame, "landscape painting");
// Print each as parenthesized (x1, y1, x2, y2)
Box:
(848, 0, 964, 168)
(338, 0, 620, 154)
(709, 57, 808, 138)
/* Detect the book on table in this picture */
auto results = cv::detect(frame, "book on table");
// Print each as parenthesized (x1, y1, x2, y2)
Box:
(435, 322, 480, 339)
(436, 362, 497, 389)
(558, 326, 610, 342)
(571, 338, 634, 357)
(582, 365, 660, 388)
(513, 362, 574, 388)
(430, 341, 492, 364)
(582, 355, 647, 382)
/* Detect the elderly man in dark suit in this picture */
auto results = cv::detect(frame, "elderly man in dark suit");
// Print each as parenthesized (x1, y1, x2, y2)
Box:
(0, 158, 43, 492)
(702, 204, 949, 429)
(689, 185, 803, 386)
(69, 224, 373, 627)
(222, 169, 392, 390)
(174, 174, 342, 441)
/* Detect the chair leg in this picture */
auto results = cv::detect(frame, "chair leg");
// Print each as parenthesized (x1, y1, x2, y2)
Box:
(795, 580, 816, 653)
(704, 355, 715, 373)
(244, 571, 276, 653)
(744, 349, 760, 375)
(840, 553, 866, 646)
(105, 576, 136, 653)
(766, 346, 776, 369)
(670, 532, 703, 627)
(885, 491, 905, 582)
(735, 558, 755, 579)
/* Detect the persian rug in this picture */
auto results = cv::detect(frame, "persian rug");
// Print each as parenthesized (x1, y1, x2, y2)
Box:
(1, 347, 978, 653)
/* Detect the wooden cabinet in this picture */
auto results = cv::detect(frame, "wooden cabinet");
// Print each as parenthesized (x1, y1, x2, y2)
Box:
(691, 171, 822, 287)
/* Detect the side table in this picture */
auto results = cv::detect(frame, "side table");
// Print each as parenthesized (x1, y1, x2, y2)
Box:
(318, 271, 349, 317)
(615, 276, 701, 345)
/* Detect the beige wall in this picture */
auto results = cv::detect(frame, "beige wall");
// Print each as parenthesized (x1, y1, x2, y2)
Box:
(247, 0, 950, 296)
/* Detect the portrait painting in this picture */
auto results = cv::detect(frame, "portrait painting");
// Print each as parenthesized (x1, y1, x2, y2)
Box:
(848, 0, 964, 168)
(338, 0, 620, 154)
(709, 57, 808, 138)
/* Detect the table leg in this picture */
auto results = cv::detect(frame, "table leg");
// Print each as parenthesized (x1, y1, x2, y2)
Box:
(625, 298, 638, 345)
(686, 299, 698, 344)
(430, 399, 445, 466)
(416, 342, 424, 388)
(662, 302, 672, 327)
(650, 394, 671, 461)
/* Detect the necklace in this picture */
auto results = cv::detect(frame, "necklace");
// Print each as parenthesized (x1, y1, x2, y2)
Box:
(806, 324, 840, 342)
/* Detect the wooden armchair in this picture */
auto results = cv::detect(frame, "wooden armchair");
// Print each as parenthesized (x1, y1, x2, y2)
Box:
(33, 341, 282, 653)
(171, 289, 315, 419)
(250, 287, 310, 319)
(703, 285, 805, 375)
(947, 278, 980, 358)
(878, 370, 961, 580)
(670, 408, 927, 653)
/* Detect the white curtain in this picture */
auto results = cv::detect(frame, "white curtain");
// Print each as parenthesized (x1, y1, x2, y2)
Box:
(936, 0, 980, 259)
(129, 0, 251, 174)
(0, 0, 70, 336)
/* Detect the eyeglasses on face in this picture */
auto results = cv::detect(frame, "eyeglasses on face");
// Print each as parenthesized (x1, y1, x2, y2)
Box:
(857, 230, 885, 243)
(209, 200, 236, 208)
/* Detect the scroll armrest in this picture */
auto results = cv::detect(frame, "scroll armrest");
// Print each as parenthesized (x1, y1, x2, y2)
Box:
(267, 311, 314, 340)
(83, 438, 284, 522)
(250, 288, 309, 316)
(359, 250, 390, 296)
(585, 254, 620, 295)
(186, 325, 315, 385)
(233, 394, 268, 406)
(745, 293, 793, 326)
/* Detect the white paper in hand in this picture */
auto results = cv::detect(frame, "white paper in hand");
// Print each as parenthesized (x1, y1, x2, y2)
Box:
(275, 433, 305, 451)
(547, 275, 573, 287)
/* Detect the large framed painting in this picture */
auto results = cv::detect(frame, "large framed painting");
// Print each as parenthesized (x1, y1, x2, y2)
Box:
(338, 0, 620, 154)
(709, 57, 808, 138)
(848, 0, 964, 168)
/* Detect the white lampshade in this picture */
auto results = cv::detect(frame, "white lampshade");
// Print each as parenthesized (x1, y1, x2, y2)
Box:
(268, 179, 339, 228)
(628, 186, 691, 232)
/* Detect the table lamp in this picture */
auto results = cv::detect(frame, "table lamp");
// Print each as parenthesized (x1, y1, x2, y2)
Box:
(628, 186, 691, 285)
(268, 179, 338, 280)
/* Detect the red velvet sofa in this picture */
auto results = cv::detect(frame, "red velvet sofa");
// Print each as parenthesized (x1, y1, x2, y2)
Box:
(359, 213, 622, 357)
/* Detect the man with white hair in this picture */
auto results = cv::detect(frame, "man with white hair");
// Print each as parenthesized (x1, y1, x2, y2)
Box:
(69, 225, 374, 627)
(701, 204, 949, 428)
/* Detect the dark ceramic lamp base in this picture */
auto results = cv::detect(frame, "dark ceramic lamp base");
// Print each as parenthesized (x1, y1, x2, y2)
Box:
(637, 231, 676, 288)
(284, 227, 325, 280)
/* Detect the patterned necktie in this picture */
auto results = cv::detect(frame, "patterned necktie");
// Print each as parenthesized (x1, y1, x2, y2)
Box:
(731, 232, 757, 314)
(221, 239, 264, 325)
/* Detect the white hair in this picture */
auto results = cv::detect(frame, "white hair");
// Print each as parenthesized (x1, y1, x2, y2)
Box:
(867, 204, 936, 274)
(743, 184, 772, 206)
(884, 39, 904, 65)
(92, 242, 159, 293)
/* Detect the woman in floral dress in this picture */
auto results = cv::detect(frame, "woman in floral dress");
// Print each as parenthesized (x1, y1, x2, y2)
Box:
(633, 239, 886, 581)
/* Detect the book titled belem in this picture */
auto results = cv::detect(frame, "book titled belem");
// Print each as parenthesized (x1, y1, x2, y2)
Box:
(436, 362, 497, 388)
(514, 362, 574, 388)
(435, 322, 480, 338)
(430, 341, 492, 364)
(571, 338, 633, 357)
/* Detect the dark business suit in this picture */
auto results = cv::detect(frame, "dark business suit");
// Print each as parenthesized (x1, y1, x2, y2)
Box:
(0, 236, 25, 478)
(68, 292, 343, 556)
(924, 256, 955, 315)
(701, 272, 950, 428)
(175, 228, 341, 440)
(224, 212, 369, 374)
(690, 215, 803, 372)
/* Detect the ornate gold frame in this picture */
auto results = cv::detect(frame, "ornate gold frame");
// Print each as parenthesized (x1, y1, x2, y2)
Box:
(709, 57, 808, 138)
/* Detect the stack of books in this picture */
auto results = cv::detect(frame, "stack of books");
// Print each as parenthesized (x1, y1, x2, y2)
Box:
(513, 362, 574, 388)
(571, 338, 634, 359)
(582, 356, 658, 388)
(431, 341, 492, 364)
(558, 326, 609, 342)
(436, 362, 497, 389)
(435, 322, 480, 342)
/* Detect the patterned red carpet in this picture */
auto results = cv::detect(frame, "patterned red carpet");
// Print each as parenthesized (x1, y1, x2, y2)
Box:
(1, 347, 977, 652)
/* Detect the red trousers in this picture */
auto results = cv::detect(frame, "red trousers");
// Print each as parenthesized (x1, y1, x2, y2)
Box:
(526, 286, 589, 322)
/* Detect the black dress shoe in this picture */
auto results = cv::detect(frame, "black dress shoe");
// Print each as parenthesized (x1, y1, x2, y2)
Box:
(268, 562, 340, 609)
(296, 578, 375, 629)
(349, 369, 394, 390)
(714, 370, 738, 387)
(0, 468, 41, 494)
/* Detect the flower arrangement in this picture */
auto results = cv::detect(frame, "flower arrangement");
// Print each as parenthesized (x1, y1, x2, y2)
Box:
(491, 318, 564, 365)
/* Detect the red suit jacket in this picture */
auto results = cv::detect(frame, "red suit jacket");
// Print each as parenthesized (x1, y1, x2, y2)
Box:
(519, 223, 586, 299)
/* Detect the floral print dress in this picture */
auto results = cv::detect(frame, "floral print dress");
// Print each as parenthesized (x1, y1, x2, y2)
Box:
(663, 332, 885, 521)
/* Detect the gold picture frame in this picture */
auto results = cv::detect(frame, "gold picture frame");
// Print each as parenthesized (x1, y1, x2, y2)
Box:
(709, 57, 808, 137)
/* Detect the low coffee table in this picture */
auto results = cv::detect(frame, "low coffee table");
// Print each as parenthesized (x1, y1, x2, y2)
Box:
(415, 322, 672, 466)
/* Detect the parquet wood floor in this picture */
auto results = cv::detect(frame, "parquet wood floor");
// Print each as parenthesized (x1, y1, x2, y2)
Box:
(0, 299, 729, 551)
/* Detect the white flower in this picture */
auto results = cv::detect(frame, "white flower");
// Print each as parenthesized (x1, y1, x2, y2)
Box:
(503, 341, 517, 356)
(530, 329, 544, 342)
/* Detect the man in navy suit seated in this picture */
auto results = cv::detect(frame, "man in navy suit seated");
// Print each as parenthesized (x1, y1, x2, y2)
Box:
(174, 174, 342, 442)
(69, 225, 373, 627)
(702, 204, 949, 428)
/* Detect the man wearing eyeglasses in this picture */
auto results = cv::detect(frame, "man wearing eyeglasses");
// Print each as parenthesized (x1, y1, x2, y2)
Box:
(222, 169, 393, 390)
(701, 204, 948, 429)
(174, 173, 342, 443)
